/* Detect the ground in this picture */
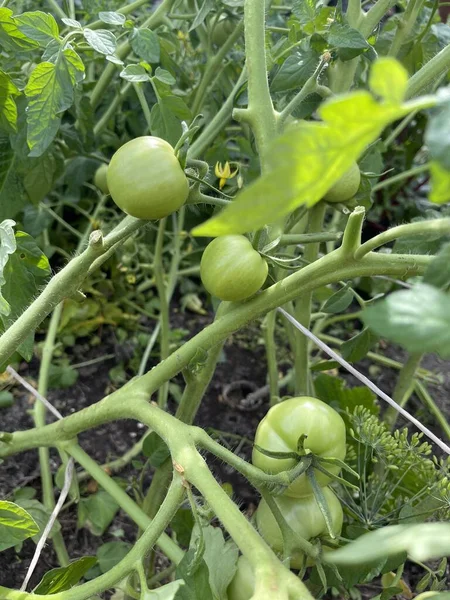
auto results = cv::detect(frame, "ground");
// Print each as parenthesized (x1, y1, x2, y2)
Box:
(0, 307, 449, 595)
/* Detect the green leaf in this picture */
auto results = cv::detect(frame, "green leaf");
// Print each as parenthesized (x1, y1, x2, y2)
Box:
(171, 508, 195, 547)
(0, 8, 39, 51)
(83, 28, 117, 55)
(430, 160, 450, 204)
(424, 242, 450, 288)
(154, 67, 176, 86)
(78, 491, 119, 536)
(14, 498, 60, 544)
(0, 218, 16, 316)
(24, 50, 85, 157)
(98, 12, 126, 26)
(369, 57, 408, 105)
(0, 390, 14, 408)
(33, 557, 97, 594)
(96, 541, 131, 573)
(61, 18, 82, 29)
(328, 23, 368, 50)
(15, 11, 59, 46)
(120, 64, 149, 82)
(48, 362, 79, 389)
(271, 46, 320, 92)
(0, 500, 39, 552)
(0, 70, 20, 133)
(321, 284, 354, 314)
(363, 283, 450, 357)
(144, 581, 185, 599)
(425, 97, 450, 170)
(131, 28, 160, 63)
(175, 551, 213, 600)
(314, 373, 379, 417)
(23, 150, 63, 204)
(292, 0, 318, 25)
(341, 328, 379, 363)
(0, 137, 28, 220)
(192, 60, 414, 236)
(326, 523, 450, 564)
(189, 0, 213, 31)
(150, 98, 182, 146)
(190, 525, 238, 600)
(142, 432, 171, 467)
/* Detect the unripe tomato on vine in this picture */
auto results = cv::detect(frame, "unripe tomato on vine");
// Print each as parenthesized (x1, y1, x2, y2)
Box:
(200, 235, 268, 302)
(94, 164, 109, 195)
(255, 486, 344, 569)
(226, 555, 254, 600)
(211, 15, 237, 46)
(252, 396, 346, 497)
(323, 161, 361, 203)
(107, 136, 189, 220)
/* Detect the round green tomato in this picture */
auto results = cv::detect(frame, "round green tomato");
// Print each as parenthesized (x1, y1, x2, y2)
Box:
(252, 396, 346, 497)
(255, 487, 343, 569)
(323, 161, 361, 203)
(94, 164, 109, 195)
(200, 235, 268, 302)
(211, 16, 236, 46)
(107, 136, 189, 220)
(227, 555, 254, 600)
(414, 594, 442, 599)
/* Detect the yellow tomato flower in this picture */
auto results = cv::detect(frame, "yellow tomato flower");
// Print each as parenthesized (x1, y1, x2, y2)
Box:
(215, 161, 238, 189)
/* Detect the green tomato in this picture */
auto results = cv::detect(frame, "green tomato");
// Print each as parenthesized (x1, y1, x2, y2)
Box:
(255, 487, 343, 569)
(211, 16, 236, 46)
(323, 161, 361, 203)
(107, 136, 189, 220)
(414, 594, 446, 599)
(94, 164, 109, 195)
(252, 396, 346, 497)
(200, 235, 268, 302)
(227, 555, 254, 600)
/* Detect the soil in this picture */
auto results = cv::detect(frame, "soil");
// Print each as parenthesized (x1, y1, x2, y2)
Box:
(0, 307, 449, 596)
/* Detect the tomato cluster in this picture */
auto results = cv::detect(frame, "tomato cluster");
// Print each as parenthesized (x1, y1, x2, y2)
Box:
(227, 397, 346, 599)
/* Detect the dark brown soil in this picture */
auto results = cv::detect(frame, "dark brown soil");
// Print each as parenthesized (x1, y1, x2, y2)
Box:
(0, 308, 449, 594)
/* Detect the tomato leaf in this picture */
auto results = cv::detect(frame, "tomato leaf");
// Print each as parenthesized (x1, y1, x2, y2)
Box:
(131, 28, 160, 63)
(0, 500, 39, 551)
(14, 11, 59, 46)
(33, 557, 97, 594)
(423, 242, 450, 288)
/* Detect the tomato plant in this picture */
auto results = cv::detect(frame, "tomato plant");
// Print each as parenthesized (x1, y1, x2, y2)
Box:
(200, 235, 268, 301)
(211, 16, 237, 47)
(252, 397, 346, 497)
(226, 555, 254, 600)
(255, 487, 343, 569)
(107, 137, 189, 220)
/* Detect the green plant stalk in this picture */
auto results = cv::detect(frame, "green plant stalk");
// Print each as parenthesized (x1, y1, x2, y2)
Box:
(189, 68, 247, 159)
(235, 0, 277, 166)
(133, 83, 153, 132)
(293, 202, 326, 395)
(90, 0, 176, 109)
(263, 311, 279, 405)
(46, 0, 67, 19)
(0, 475, 184, 600)
(278, 63, 325, 130)
(77, 436, 145, 482)
(347, 0, 363, 27)
(34, 303, 70, 567)
(372, 163, 429, 192)
(40, 204, 83, 240)
(355, 217, 450, 259)
(406, 41, 450, 98)
(384, 353, 423, 429)
(65, 442, 184, 564)
(383, 110, 418, 149)
(154, 218, 170, 408)
(93, 82, 132, 136)
(388, 0, 425, 57)
(190, 21, 244, 117)
(279, 232, 343, 245)
(415, 381, 450, 439)
(89, 0, 152, 30)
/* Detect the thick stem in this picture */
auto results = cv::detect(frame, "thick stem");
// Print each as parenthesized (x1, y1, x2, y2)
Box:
(293, 203, 326, 395)
(388, 0, 425, 57)
(406, 41, 450, 98)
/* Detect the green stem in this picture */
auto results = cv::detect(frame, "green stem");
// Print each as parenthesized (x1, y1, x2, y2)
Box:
(415, 381, 450, 439)
(388, 0, 425, 57)
(66, 443, 184, 564)
(40, 204, 83, 240)
(236, 0, 277, 165)
(347, 0, 363, 27)
(93, 82, 132, 137)
(89, 0, 151, 29)
(90, 0, 176, 109)
(383, 110, 418, 148)
(154, 218, 170, 408)
(46, 0, 67, 19)
(278, 61, 326, 130)
(77, 437, 145, 482)
(133, 83, 152, 132)
(293, 203, 326, 395)
(189, 68, 247, 159)
(406, 41, 450, 99)
(190, 21, 244, 117)
(279, 232, 343, 246)
(355, 217, 450, 259)
(263, 311, 280, 405)
(360, 0, 396, 37)
(384, 353, 423, 429)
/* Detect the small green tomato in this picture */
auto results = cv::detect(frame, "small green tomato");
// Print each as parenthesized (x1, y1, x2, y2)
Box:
(323, 161, 361, 203)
